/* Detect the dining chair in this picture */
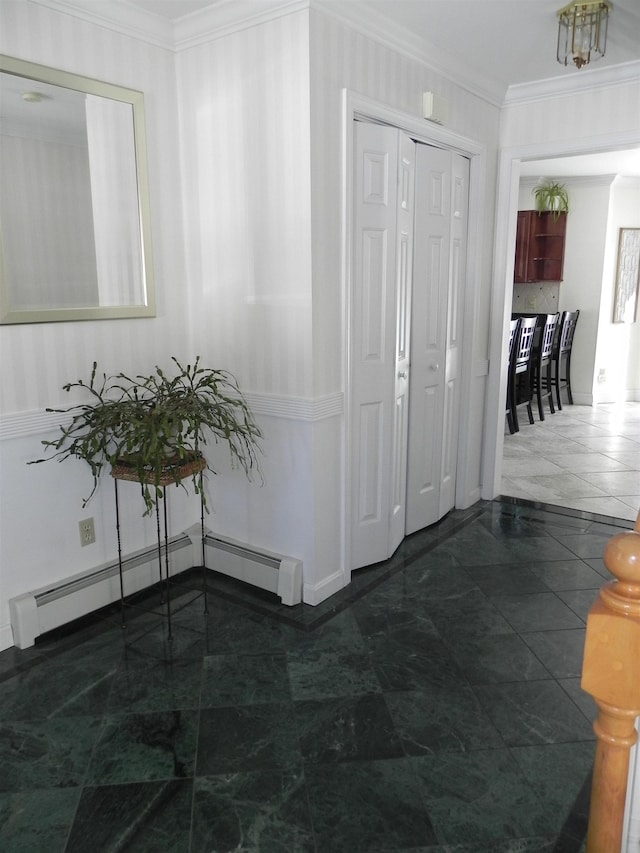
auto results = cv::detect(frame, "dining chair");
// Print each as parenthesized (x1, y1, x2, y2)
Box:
(506, 317, 520, 434)
(533, 312, 560, 421)
(548, 310, 580, 410)
(509, 315, 537, 432)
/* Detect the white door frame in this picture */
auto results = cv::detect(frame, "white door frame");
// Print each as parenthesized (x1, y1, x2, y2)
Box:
(341, 89, 487, 578)
(482, 128, 640, 502)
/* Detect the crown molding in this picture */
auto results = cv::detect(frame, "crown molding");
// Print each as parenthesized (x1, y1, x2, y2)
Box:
(174, 0, 308, 51)
(613, 174, 640, 189)
(504, 59, 640, 105)
(29, 0, 175, 49)
(22, 1, 640, 111)
(520, 174, 617, 188)
(28, 0, 310, 52)
(0, 392, 345, 441)
(314, 0, 504, 109)
(26, 0, 505, 106)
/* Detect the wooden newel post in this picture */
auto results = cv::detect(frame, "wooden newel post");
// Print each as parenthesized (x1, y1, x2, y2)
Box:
(582, 511, 640, 853)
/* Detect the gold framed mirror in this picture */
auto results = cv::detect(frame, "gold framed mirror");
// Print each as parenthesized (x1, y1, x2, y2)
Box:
(0, 55, 155, 324)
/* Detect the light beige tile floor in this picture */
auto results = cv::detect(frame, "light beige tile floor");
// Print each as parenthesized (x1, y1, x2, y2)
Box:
(501, 401, 640, 522)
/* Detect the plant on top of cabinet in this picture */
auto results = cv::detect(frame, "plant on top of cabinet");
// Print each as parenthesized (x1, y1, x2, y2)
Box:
(29, 357, 263, 514)
(533, 179, 570, 220)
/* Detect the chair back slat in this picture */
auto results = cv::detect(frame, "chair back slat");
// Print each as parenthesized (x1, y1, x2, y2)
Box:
(560, 310, 580, 354)
(515, 316, 537, 367)
(539, 313, 559, 362)
(508, 318, 520, 361)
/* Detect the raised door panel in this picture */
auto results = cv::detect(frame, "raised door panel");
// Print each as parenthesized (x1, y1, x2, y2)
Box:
(389, 134, 415, 553)
(406, 146, 451, 534)
(351, 122, 399, 570)
(439, 153, 468, 517)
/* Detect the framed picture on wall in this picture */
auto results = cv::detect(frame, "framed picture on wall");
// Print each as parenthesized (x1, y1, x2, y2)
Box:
(612, 227, 640, 323)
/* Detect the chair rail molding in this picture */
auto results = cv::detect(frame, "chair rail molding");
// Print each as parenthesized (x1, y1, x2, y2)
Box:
(0, 391, 345, 442)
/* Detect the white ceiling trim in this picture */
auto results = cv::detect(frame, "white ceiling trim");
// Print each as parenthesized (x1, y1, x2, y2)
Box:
(30, 0, 311, 54)
(316, 0, 504, 108)
(505, 59, 640, 105)
(519, 174, 617, 189)
(174, 0, 308, 51)
(28, 0, 505, 106)
(30, 0, 174, 47)
(505, 130, 640, 176)
(26, 0, 638, 109)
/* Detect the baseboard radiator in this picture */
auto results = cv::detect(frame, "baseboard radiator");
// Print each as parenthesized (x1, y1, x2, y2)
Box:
(9, 531, 302, 649)
(203, 533, 302, 608)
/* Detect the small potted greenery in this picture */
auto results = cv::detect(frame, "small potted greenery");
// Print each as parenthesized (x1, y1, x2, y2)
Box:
(532, 179, 569, 220)
(29, 357, 262, 514)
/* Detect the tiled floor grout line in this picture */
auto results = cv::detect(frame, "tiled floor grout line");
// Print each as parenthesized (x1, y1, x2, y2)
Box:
(502, 401, 640, 522)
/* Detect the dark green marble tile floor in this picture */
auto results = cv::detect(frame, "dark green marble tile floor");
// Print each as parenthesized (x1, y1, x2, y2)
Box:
(0, 499, 632, 852)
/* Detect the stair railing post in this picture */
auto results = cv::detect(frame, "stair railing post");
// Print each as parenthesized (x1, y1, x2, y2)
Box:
(582, 511, 640, 853)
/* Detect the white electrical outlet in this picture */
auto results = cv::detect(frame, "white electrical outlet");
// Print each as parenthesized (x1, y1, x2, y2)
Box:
(79, 517, 96, 546)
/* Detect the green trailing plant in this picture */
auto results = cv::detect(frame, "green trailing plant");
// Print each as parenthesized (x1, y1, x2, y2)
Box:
(29, 357, 262, 514)
(532, 180, 569, 220)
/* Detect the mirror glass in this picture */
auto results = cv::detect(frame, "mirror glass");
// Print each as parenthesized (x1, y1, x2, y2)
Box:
(0, 55, 155, 323)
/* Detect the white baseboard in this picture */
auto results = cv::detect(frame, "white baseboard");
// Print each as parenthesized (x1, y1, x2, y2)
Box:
(203, 532, 302, 606)
(10, 535, 195, 649)
(593, 390, 640, 404)
(7, 528, 304, 650)
(0, 623, 15, 652)
(572, 393, 593, 406)
(303, 568, 346, 606)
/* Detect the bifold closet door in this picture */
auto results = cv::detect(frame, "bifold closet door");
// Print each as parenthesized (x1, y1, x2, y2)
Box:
(350, 121, 415, 570)
(405, 146, 469, 534)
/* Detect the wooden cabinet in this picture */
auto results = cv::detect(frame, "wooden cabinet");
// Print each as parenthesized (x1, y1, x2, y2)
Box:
(514, 210, 567, 283)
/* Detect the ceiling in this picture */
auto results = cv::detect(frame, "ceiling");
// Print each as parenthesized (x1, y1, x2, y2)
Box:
(121, 0, 640, 176)
(124, 0, 640, 95)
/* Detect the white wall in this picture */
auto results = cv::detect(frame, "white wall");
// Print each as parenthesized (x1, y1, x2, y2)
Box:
(175, 9, 323, 597)
(0, 0, 500, 646)
(484, 69, 640, 498)
(501, 75, 640, 152)
(0, 0, 190, 649)
(595, 178, 640, 403)
(559, 178, 614, 405)
(174, 6, 501, 602)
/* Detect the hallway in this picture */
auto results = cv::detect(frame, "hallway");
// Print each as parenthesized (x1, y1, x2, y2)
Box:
(0, 498, 633, 851)
(501, 401, 640, 522)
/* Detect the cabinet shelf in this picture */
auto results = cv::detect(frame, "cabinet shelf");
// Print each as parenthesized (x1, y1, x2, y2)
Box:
(514, 210, 567, 283)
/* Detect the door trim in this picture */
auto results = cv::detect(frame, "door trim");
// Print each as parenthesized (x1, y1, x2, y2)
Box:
(341, 89, 488, 578)
(482, 129, 640, 503)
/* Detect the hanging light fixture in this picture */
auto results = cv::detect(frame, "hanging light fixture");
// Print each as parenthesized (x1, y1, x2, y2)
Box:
(557, 1, 612, 69)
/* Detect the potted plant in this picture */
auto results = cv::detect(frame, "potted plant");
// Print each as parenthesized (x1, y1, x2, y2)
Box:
(532, 179, 569, 220)
(29, 357, 262, 514)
